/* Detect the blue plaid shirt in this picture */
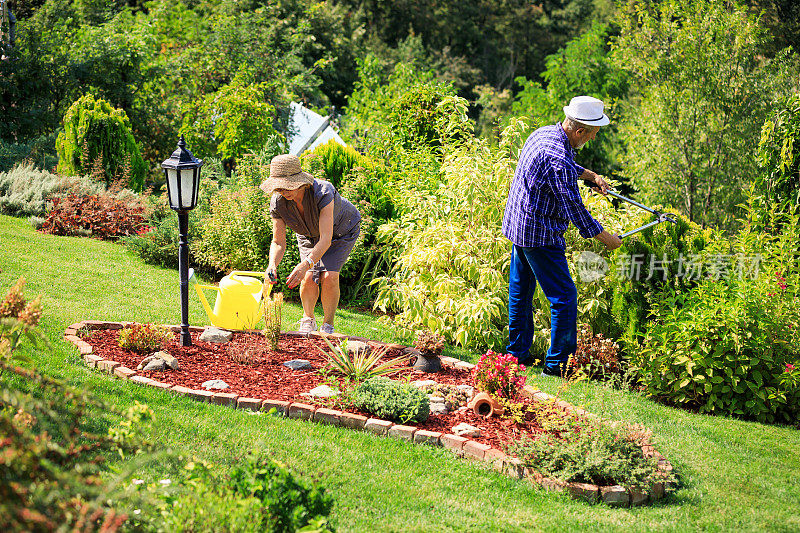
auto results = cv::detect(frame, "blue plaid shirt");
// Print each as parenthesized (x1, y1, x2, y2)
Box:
(502, 123, 603, 249)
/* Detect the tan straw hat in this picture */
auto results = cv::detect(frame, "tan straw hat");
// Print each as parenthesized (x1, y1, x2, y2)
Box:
(259, 154, 314, 194)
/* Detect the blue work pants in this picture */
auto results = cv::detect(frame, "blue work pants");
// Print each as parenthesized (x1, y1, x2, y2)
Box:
(506, 244, 577, 374)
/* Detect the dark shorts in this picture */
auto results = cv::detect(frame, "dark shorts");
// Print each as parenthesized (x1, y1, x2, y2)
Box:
(296, 225, 360, 284)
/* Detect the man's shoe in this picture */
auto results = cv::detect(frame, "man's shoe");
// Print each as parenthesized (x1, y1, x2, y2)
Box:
(540, 368, 562, 378)
(320, 323, 335, 335)
(298, 316, 317, 333)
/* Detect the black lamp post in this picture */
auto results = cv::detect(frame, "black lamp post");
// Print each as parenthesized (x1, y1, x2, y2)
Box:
(161, 136, 203, 346)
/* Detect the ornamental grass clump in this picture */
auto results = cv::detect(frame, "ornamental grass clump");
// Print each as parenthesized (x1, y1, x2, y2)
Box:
(472, 350, 527, 399)
(118, 323, 173, 354)
(315, 337, 407, 382)
(262, 291, 283, 351)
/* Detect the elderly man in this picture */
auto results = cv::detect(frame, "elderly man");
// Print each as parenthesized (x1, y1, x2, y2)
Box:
(502, 96, 622, 376)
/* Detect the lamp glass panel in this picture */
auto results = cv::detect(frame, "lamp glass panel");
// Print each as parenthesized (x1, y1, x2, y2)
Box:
(166, 168, 179, 208)
(180, 168, 196, 208)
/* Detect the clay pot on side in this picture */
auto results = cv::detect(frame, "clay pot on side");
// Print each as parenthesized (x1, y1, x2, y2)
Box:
(467, 391, 504, 417)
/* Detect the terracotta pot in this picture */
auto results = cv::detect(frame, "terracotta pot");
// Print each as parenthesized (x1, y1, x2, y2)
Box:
(467, 391, 504, 417)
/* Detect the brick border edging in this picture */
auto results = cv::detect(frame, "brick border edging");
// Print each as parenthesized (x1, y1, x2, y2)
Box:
(64, 320, 675, 507)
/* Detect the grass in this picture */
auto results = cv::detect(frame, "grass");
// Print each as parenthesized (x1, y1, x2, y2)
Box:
(2, 213, 800, 532)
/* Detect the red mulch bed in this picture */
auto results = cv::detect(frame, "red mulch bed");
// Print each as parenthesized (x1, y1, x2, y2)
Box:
(82, 329, 552, 450)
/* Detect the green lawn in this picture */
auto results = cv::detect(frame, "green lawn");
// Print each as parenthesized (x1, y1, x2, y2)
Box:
(2, 213, 799, 532)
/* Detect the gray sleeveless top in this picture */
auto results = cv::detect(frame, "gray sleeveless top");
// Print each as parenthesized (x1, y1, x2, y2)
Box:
(269, 179, 360, 239)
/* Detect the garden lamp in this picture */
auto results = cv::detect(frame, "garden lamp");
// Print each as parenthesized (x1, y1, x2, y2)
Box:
(162, 136, 203, 346)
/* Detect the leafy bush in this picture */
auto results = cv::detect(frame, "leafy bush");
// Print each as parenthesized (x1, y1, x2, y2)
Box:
(472, 350, 527, 400)
(117, 323, 173, 354)
(0, 133, 59, 173)
(122, 175, 220, 274)
(606, 210, 710, 346)
(758, 92, 800, 208)
(352, 376, 429, 423)
(229, 455, 333, 533)
(506, 419, 668, 489)
(1, 280, 151, 532)
(56, 94, 147, 191)
(0, 162, 108, 217)
(180, 75, 284, 162)
(128, 455, 333, 533)
(40, 191, 146, 240)
(195, 185, 284, 272)
(632, 197, 800, 423)
(373, 118, 523, 348)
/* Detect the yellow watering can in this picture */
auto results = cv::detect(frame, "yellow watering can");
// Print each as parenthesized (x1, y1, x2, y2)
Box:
(188, 269, 273, 330)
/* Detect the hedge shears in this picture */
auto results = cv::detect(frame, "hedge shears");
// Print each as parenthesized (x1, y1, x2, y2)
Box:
(583, 180, 677, 238)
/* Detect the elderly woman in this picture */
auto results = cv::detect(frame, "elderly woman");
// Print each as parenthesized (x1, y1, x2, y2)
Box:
(262, 154, 361, 334)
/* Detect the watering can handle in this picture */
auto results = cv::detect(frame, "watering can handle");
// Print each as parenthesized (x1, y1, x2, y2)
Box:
(229, 270, 267, 279)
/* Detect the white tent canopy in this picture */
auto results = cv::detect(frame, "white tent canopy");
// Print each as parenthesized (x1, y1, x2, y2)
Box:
(288, 102, 346, 156)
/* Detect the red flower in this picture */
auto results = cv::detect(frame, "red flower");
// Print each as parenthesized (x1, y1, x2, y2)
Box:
(786, 363, 795, 372)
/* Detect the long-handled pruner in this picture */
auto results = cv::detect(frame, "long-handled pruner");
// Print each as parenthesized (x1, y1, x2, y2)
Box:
(584, 181, 677, 238)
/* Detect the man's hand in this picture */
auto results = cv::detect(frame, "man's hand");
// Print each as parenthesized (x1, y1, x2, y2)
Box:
(592, 174, 610, 195)
(594, 230, 623, 250)
(286, 261, 311, 289)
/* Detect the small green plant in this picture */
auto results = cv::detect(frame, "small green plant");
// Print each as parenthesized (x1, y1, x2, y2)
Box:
(0, 277, 45, 364)
(414, 329, 445, 356)
(506, 418, 671, 489)
(117, 323, 173, 354)
(567, 324, 621, 381)
(262, 291, 283, 351)
(419, 383, 469, 411)
(316, 337, 407, 381)
(472, 350, 527, 400)
(352, 376, 430, 423)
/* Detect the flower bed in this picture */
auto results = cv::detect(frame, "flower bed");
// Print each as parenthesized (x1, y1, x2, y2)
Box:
(64, 321, 675, 507)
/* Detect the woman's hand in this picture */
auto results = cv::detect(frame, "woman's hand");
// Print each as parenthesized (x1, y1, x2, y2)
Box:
(286, 261, 311, 289)
(265, 265, 278, 284)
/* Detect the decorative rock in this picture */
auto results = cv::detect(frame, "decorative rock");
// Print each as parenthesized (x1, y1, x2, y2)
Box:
(429, 402, 448, 416)
(601, 485, 630, 506)
(202, 379, 229, 390)
(452, 422, 481, 438)
(566, 482, 600, 503)
(346, 340, 371, 355)
(153, 351, 179, 370)
(303, 385, 339, 398)
(143, 359, 166, 372)
(411, 379, 437, 389)
(284, 359, 312, 370)
(456, 384, 475, 397)
(136, 355, 155, 370)
(199, 327, 233, 343)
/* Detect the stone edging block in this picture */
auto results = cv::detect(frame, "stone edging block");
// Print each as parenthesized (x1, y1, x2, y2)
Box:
(66, 320, 674, 508)
(388, 424, 416, 441)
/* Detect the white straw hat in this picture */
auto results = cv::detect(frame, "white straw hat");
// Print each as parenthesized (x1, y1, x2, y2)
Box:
(259, 155, 314, 194)
(563, 96, 610, 127)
